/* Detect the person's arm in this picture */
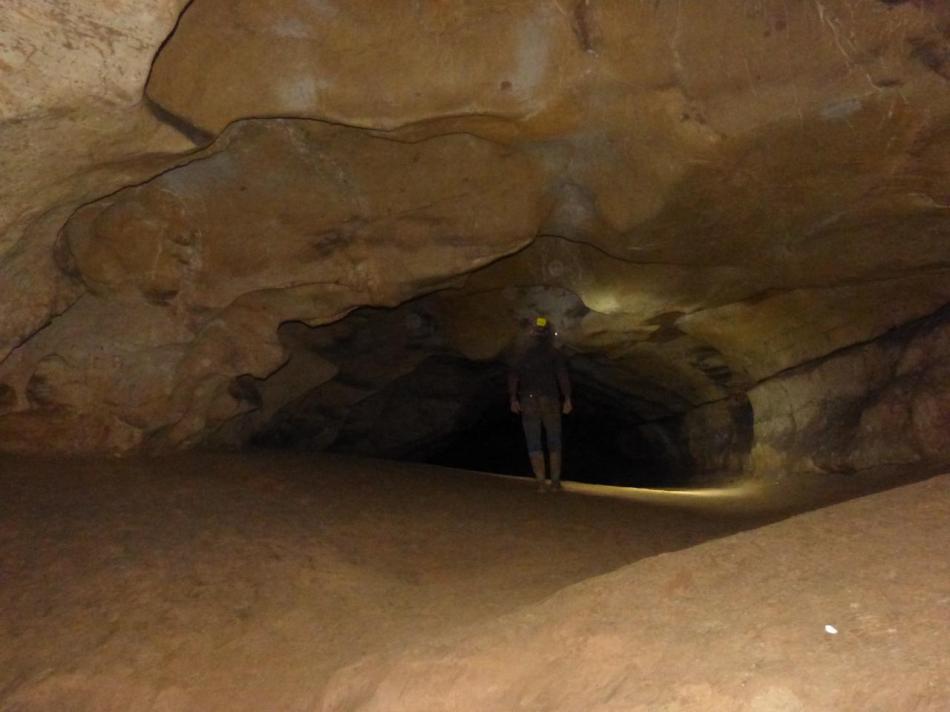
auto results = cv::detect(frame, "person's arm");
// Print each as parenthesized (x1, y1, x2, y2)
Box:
(507, 369, 521, 413)
(556, 353, 573, 414)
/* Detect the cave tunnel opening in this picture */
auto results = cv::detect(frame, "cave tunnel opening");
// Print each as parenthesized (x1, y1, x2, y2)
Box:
(233, 290, 706, 489)
(242, 345, 694, 488)
(413, 361, 690, 488)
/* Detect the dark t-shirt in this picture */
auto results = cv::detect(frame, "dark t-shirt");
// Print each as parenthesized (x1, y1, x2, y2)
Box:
(508, 342, 571, 400)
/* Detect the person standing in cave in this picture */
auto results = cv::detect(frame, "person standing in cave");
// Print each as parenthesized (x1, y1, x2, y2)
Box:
(508, 317, 573, 492)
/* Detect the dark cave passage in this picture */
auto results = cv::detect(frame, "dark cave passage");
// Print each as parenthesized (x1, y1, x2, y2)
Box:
(242, 341, 694, 488)
(420, 383, 688, 488)
(224, 295, 756, 490)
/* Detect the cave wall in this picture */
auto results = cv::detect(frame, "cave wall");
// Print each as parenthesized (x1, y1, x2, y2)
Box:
(1, 0, 193, 366)
(1, 0, 948, 479)
(677, 304, 950, 478)
(0, 120, 547, 453)
(748, 304, 950, 475)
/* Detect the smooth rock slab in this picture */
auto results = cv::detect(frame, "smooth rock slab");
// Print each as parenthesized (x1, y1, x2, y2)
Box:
(323, 474, 950, 711)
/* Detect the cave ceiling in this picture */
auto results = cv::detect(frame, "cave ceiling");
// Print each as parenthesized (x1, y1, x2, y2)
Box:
(0, 0, 948, 458)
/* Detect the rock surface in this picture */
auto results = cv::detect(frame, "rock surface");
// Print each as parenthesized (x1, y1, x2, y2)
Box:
(2, 454, 944, 711)
(322, 473, 950, 712)
(0, 0, 193, 361)
(0, 453, 797, 711)
(0, 121, 546, 451)
(1, 0, 949, 476)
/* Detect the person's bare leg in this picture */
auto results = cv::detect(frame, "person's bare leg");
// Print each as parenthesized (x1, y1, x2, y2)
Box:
(538, 398, 562, 492)
(529, 452, 547, 491)
(549, 450, 562, 491)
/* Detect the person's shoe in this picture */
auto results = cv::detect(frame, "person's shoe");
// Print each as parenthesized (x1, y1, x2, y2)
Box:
(536, 480, 548, 493)
(550, 480, 562, 492)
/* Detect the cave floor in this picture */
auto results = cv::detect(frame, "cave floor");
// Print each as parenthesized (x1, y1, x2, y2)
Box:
(0, 454, 944, 711)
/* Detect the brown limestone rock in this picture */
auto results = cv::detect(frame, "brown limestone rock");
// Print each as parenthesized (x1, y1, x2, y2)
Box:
(747, 305, 950, 476)
(0, 0, 194, 365)
(321, 476, 950, 711)
(2, 0, 950, 469)
(147, 0, 581, 134)
(0, 120, 548, 452)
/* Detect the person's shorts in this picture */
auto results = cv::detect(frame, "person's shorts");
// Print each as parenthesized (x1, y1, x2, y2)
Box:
(520, 395, 562, 453)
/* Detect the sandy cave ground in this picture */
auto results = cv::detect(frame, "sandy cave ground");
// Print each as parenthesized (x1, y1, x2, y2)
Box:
(0, 453, 947, 711)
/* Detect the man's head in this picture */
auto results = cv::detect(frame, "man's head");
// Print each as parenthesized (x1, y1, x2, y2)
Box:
(531, 316, 551, 338)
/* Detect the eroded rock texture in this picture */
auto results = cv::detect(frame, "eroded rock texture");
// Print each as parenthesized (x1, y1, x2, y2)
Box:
(1, 0, 949, 477)
(321, 475, 950, 711)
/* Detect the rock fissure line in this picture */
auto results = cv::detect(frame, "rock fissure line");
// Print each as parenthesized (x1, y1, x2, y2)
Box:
(641, 297, 950, 426)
